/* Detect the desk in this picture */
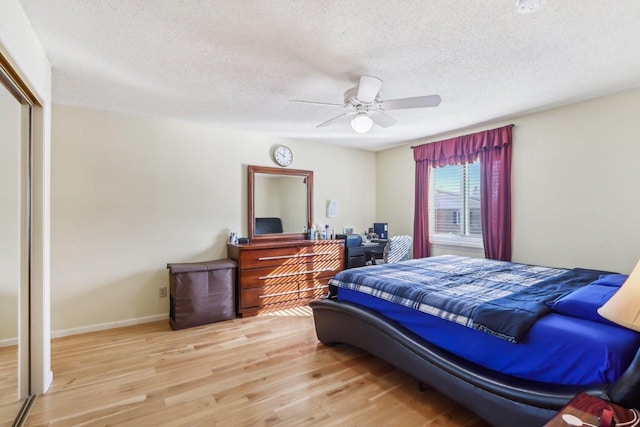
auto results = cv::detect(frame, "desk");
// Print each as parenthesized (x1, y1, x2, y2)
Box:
(344, 240, 386, 269)
(543, 393, 636, 427)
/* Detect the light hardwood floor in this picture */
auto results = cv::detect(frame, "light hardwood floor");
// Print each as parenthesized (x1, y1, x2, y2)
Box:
(0, 345, 24, 427)
(25, 307, 490, 426)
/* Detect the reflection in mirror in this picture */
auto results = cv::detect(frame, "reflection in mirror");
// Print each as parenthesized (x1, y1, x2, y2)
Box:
(248, 165, 313, 241)
(254, 174, 307, 234)
(0, 78, 24, 420)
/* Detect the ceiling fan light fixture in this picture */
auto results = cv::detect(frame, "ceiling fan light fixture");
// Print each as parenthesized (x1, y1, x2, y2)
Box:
(294, 75, 441, 132)
(351, 113, 373, 133)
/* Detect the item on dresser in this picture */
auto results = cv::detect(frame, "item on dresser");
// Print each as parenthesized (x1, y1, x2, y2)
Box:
(166, 259, 237, 330)
(228, 239, 344, 317)
(343, 226, 354, 235)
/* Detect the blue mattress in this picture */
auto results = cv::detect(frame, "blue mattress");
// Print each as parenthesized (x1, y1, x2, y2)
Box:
(338, 287, 640, 385)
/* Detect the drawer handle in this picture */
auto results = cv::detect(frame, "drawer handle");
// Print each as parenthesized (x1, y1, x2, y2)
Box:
(258, 268, 334, 280)
(299, 285, 328, 292)
(259, 285, 328, 299)
(259, 289, 300, 298)
(257, 251, 334, 261)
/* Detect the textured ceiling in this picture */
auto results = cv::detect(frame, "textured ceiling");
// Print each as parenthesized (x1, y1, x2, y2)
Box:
(17, 0, 640, 151)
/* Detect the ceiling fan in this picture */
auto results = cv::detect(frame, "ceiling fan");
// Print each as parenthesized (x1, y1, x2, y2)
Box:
(292, 75, 441, 133)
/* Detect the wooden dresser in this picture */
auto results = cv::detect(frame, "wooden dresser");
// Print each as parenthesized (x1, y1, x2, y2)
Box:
(227, 239, 344, 317)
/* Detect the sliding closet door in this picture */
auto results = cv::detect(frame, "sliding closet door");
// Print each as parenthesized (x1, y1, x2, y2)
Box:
(0, 67, 31, 425)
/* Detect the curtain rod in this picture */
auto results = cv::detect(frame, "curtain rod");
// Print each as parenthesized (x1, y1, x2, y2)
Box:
(410, 123, 515, 149)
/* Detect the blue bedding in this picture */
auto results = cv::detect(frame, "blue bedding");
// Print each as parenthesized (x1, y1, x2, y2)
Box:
(473, 267, 612, 342)
(330, 255, 604, 342)
(338, 288, 640, 385)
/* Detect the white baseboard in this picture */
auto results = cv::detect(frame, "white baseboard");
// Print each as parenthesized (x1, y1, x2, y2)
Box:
(45, 370, 54, 393)
(51, 313, 169, 339)
(0, 337, 18, 348)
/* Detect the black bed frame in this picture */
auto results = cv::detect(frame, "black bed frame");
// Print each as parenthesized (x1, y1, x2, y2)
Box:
(310, 297, 640, 427)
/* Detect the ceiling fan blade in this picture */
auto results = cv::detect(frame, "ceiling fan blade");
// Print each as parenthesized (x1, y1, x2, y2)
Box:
(292, 100, 346, 108)
(316, 112, 354, 128)
(368, 111, 397, 128)
(357, 75, 383, 103)
(379, 95, 442, 110)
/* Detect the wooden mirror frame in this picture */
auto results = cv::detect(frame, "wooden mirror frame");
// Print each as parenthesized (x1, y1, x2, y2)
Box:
(248, 165, 313, 241)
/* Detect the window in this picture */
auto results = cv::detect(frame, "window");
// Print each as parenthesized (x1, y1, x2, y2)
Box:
(429, 161, 482, 247)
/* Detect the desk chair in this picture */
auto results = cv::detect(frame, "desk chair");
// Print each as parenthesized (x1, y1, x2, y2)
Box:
(366, 235, 412, 265)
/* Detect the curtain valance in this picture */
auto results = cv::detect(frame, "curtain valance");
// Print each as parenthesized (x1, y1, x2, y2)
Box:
(413, 125, 512, 167)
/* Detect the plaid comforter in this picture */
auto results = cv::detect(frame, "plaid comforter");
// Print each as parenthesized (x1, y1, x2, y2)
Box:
(330, 255, 604, 342)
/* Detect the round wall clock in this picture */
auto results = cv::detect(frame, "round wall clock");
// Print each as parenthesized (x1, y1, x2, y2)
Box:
(273, 145, 293, 167)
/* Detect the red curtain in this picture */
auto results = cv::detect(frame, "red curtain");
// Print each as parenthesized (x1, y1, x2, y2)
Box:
(413, 125, 512, 260)
(413, 159, 431, 258)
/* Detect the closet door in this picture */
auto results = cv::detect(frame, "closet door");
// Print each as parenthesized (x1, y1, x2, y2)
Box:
(0, 66, 31, 425)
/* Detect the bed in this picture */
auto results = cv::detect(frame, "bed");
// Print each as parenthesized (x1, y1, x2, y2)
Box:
(310, 255, 640, 427)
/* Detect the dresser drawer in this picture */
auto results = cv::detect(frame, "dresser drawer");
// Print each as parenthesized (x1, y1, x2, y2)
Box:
(298, 243, 343, 258)
(239, 246, 303, 269)
(240, 282, 300, 308)
(238, 259, 342, 289)
(240, 278, 331, 309)
(299, 279, 330, 299)
(239, 244, 342, 269)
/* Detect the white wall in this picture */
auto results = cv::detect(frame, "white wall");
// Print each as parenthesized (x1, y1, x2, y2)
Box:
(375, 144, 415, 239)
(511, 89, 640, 272)
(51, 105, 376, 332)
(377, 87, 640, 274)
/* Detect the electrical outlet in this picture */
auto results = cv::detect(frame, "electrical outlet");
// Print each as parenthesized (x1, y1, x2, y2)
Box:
(159, 286, 168, 298)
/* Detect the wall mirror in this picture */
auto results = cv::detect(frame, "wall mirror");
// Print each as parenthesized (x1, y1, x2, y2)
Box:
(248, 165, 313, 241)
(0, 54, 32, 424)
